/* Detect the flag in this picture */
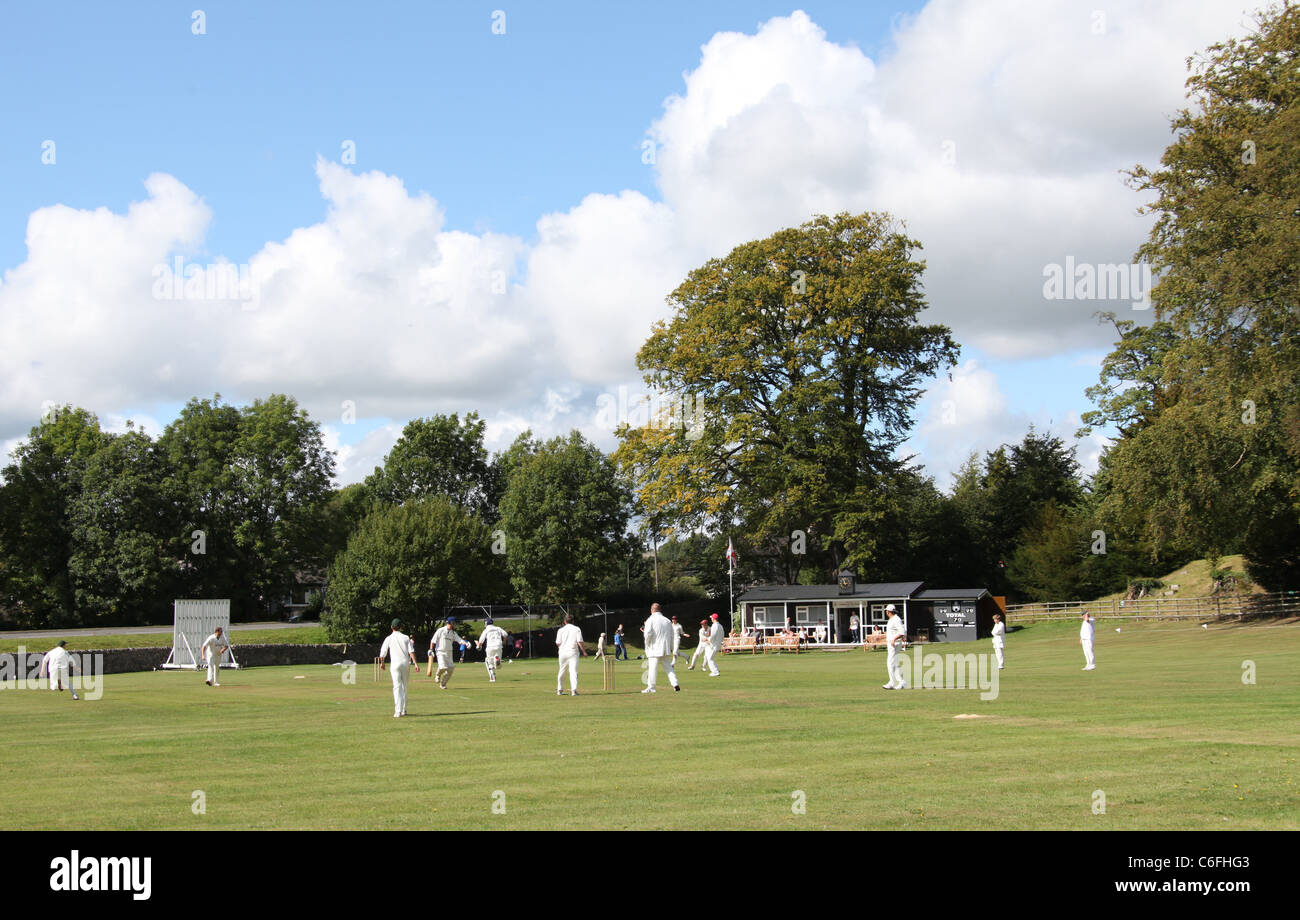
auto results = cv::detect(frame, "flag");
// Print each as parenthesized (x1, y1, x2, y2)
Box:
(726, 538, 738, 573)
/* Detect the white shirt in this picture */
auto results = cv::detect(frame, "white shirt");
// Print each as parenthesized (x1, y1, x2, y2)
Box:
(850, 615, 860, 627)
(479, 624, 507, 651)
(379, 631, 415, 666)
(992, 621, 1005, 646)
(555, 624, 585, 655)
(885, 615, 906, 648)
(1080, 618, 1095, 642)
(42, 646, 76, 674)
(200, 632, 229, 661)
(430, 625, 467, 656)
(708, 622, 725, 650)
(672, 623, 685, 642)
(642, 612, 673, 657)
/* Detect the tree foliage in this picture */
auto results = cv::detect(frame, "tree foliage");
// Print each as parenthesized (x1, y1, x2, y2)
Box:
(498, 431, 632, 603)
(615, 211, 958, 578)
(1095, 3, 1300, 588)
(364, 412, 495, 518)
(323, 497, 497, 643)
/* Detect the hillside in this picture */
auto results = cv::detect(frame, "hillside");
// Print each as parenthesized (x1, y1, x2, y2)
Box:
(1092, 554, 1263, 603)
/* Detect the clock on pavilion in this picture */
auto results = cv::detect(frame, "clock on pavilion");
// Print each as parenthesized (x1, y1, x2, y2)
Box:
(837, 569, 856, 595)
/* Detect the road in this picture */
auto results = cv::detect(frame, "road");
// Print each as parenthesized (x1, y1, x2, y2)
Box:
(0, 621, 315, 640)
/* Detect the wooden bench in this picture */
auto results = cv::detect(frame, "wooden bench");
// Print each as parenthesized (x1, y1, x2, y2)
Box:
(764, 635, 802, 654)
(721, 636, 758, 655)
(862, 633, 889, 650)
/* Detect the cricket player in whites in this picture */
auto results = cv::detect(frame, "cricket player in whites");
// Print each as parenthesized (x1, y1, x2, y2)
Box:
(476, 617, 508, 683)
(1080, 610, 1096, 670)
(670, 615, 690, 665)
(703, 613, 725, 677)
(882, 605, 907, 689)
(555, 613, 587, 696)
(991, 613, 1006, 669)
(429, 616, 470, 688)
(378, 618, 417, 717)
(40, 640, 80, 700)
(200, 626, 230, 687)
(640, 603, 681, 693)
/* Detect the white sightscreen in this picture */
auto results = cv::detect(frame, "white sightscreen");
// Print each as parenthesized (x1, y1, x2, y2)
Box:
(164, 599, 232, 669)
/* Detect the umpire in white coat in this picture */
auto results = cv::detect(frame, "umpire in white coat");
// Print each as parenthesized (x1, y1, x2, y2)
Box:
(640, 603, 681, 693)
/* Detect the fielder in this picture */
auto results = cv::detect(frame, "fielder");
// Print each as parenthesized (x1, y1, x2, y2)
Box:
(687, 619, 710, 670)
(40, 640, 79, 700)
(702, 613, 724, 677)
(991, 613, 1006, 669)
(378, 618, 417, 718)
(429, 616, 470, 688)
(1080, 611, 1096, 670)
(555, 613, 587, 696)
(671, 615, 690, 665)
(640, 603, 680, 693)
(476, 617, 508, 683)
(882, 605, 907, 690)
(200, 626, 230, 687)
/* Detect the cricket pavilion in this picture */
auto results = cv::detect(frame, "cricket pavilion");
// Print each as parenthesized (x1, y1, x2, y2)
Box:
(735, 571, 1003, 644)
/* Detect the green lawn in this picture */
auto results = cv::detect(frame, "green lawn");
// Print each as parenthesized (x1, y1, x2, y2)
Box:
(0, 625, 329, 653)
(1, 620, 1296, 830)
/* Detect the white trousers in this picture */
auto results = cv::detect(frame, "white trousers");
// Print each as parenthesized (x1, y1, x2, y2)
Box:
(435, 652, 455, 686)
(993, 643, 1005, 668)
(645, 656, 678, 691)
(206, 657, 220, 684)
(1082, 640, 1095, 668)
(484, 646, 502, 677)
(49, 665, 70, 690)
(689, 645, 706, 668)
(391, 663, 410, 715)
(702, 644, 720, 676)
(672, 641, 685, 662)
(557, 651, 579, 691)
(886, 645, 905, 688)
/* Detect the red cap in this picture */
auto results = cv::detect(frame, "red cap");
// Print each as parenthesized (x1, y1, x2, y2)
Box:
(711, 613, 719, 619)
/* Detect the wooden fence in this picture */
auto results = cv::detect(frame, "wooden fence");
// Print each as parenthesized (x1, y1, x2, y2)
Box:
(1004, 591, 1300, 623)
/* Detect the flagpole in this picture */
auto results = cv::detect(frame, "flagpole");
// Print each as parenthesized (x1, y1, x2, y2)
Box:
(728, 539, 735, 635)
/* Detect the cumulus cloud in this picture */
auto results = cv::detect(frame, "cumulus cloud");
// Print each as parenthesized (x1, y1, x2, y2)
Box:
(0, 2, 1262, 485)
(908, 359, 1106, 489)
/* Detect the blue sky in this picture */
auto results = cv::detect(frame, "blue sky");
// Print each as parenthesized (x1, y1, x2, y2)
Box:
(0, 1, 920, 264)
(0, 0, 1259, 487)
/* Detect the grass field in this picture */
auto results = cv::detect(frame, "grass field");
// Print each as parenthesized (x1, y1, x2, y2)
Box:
(1, 620, 1296, 830)
(0, 626, 329, 654)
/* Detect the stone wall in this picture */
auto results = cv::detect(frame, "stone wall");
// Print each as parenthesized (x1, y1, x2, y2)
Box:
(72, 643, 384, 674)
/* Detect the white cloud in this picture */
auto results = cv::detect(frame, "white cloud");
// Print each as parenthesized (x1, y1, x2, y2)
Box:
(908, 359, 1105, 489)
(0, 1, 1262, 485)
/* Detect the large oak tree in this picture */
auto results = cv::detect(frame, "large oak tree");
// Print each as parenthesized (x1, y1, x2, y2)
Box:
(615, 211, 958, 578)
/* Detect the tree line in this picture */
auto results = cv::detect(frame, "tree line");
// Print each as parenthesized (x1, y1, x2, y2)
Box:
(2, 6, 1294, 636)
